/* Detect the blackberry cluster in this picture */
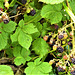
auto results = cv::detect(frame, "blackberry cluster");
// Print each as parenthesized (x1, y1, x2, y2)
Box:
(57, 47, 64, 53)
(22, 0, 27, 4)
(72, 58, 75, 64)
(71, 70, 75, 75)
(57, 66, 64, 72)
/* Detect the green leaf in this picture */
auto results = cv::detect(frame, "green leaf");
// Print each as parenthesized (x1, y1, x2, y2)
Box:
(24, 11, 41, 24)
(3, 21, 17, 33)
(11, 24, 33, 49)
(0, 2, 4, 8)
(34, 22, 42, 32)
(24, 58, 52, 75)
(13, 46, 21, 57)
(0, 0, 4, 2)
(21, 48, 31, 61)
(14, 56, 25, 66)
(23, 23, 38, 34)
(0, 65, 14, 75)
(6, 48, 13, 58)
(0, 29, 8, 50)
(70, 0, 75, 13)
(31, 32, 40, 40)
(41, 5, 62, 24)
(61, 9, 70, 21)
(10, 27, 21, 42)
(32, 38, 49, 56)
(18, 31, 32, 50)
(14, 48, 31, 66)
(39, 0, 64, 4)
(18, 19, 24, 28)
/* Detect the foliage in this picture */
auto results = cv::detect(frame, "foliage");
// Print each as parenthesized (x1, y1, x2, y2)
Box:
(0, 65, 14, 75)
(0, 0, 75, 75)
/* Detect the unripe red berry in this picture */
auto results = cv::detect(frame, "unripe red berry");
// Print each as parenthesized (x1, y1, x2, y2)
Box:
(43, 35, 48, 41)
(63, 55, 68, 60)
(0, 8, 3, 11)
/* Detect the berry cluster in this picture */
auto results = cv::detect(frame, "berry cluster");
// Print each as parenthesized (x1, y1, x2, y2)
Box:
(43, 24, 75, 74)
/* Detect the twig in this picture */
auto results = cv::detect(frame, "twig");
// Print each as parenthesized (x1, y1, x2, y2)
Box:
(9, 13, 22, 18)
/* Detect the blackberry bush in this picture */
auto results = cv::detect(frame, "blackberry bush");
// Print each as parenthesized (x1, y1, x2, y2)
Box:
(0, 0, 75, 75)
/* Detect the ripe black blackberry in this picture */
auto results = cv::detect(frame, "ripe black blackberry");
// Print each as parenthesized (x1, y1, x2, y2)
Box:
(57, 46, 64, 53)
(72, 58, 75, 64)
(30, 9, 36, 16)
(71, 70, 75, 75)
(22, 0, 27, 4)
(3, 19, 9, 24)
(57, 66, 64, 72)
(58, 35, 64, 39)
